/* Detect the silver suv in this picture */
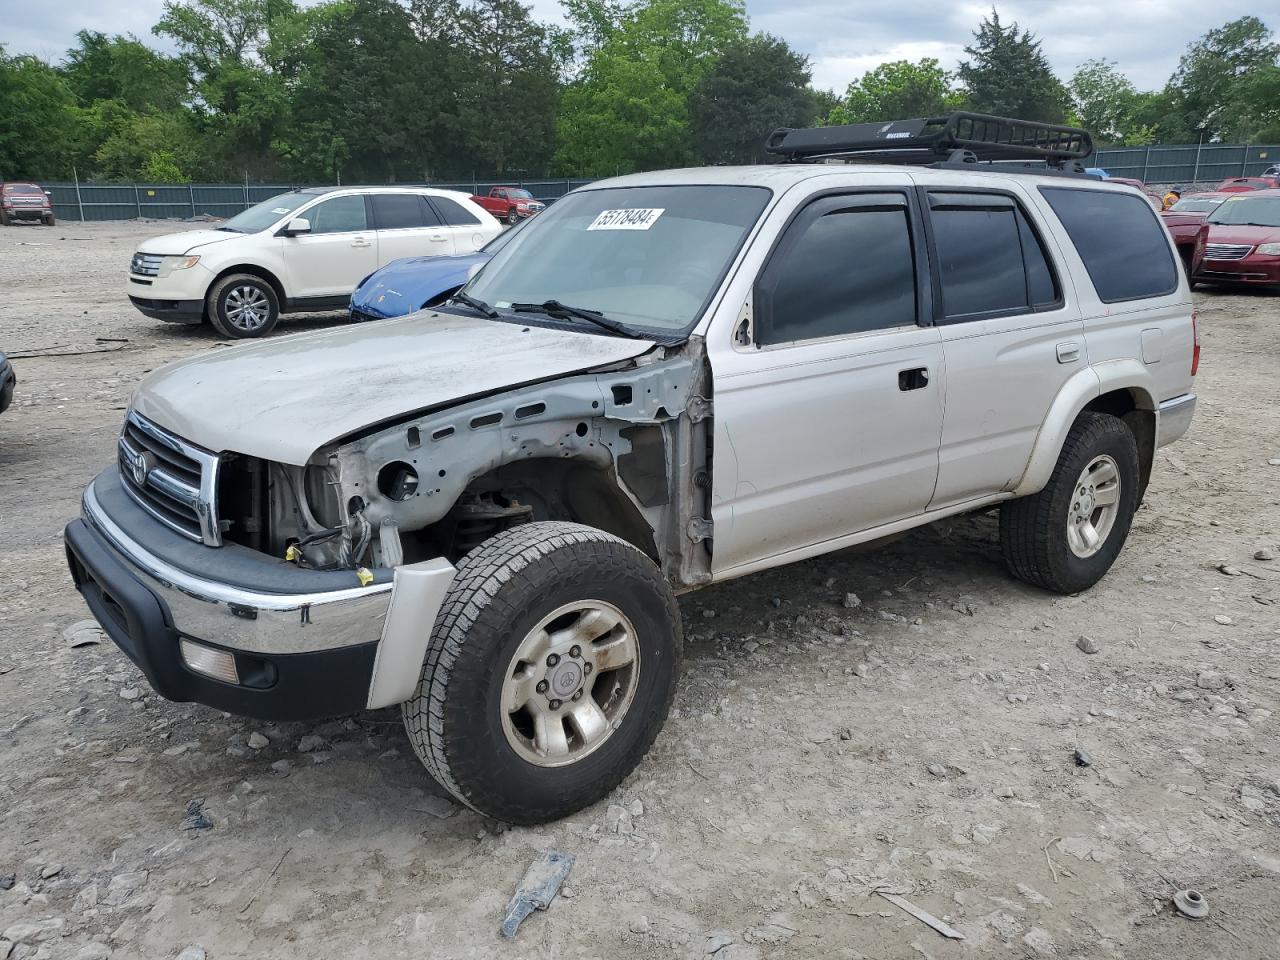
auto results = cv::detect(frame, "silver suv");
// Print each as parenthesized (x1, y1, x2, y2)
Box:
(65, 115, 1197, 824)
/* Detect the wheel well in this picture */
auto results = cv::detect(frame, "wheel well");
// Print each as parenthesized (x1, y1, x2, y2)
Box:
(1083, 388, 1155, 499)
(210, 264, 286, 309)
(445, 458, 659, 562)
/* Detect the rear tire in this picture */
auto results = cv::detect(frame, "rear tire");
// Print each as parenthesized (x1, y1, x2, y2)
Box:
(403, 522, 682, 824)
(1000, 412, 1139, 594)
(207, 273, 280, 338)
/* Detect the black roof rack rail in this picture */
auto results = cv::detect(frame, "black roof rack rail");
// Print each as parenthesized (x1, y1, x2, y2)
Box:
(765, 112, 1094, 171)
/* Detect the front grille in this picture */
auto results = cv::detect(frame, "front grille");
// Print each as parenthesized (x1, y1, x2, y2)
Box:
(130, 253, 163, 277)
(117, 411, 222, 545)
(1204, 243, 1253, 261)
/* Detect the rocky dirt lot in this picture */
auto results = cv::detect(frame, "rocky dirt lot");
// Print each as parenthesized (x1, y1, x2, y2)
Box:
(1, 220, 1279, 960)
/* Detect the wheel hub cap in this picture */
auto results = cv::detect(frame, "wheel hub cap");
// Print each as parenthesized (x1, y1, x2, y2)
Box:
(501, 600, 640, 768)
(1066, 454, 1121, 559)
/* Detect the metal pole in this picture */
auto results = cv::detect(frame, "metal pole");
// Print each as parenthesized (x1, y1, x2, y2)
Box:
(243, 170, 249, 211)
(1141, 145, 1150, 182)
(1241, 144, 1249, 176)
(134, 184, 141, 219)
(1193, 137, 1201, 185)
(189, 184, 196, 218)
(73, 167, 84, 222)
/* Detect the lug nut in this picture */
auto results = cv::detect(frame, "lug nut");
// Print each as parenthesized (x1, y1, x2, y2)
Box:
(569, 645, 581, 658)
(571, 690, 583, 701)
(583, 663, 593, 675)
(549, 699, 562, 710)
(536, 680, 549, 694)
(546, 653, 560, 667)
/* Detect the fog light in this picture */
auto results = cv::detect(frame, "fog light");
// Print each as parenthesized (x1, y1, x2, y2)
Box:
(180, 639, 240, 684)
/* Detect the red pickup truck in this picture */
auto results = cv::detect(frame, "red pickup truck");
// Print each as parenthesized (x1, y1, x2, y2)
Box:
(469, 186, 545, 225)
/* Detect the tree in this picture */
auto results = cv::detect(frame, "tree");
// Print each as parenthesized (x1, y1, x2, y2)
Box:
(1168, 16, 1280, 141)
(690, 34, 814, 164)
(61, 31, 188, 113)
(1068, 60, 1137, 143)
(957, 9, 1068, 123)
(0, 47, 80, 178)
(554, 0, 747, 175)
(828, 58, 962, 125)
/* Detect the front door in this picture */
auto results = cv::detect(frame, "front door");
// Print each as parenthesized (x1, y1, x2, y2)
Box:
(284, 194, 378, 299)
(709, 191, 945, 575)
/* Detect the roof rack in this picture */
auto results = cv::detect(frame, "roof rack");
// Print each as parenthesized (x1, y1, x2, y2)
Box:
(765, 112, 1094, 171)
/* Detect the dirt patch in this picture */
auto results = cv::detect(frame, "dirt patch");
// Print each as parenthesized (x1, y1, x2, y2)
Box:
(1, 221, 1278, 959)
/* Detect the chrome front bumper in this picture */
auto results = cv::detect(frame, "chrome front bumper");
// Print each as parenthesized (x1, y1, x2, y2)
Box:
(79, 479, 455, 711)
(1157, 393, 1196, 447)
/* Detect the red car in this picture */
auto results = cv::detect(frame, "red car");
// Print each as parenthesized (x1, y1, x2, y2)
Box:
(1191, 189, 1280, 288)
(1160, 192, 1231, 269)
(1105, 176, 1163, 210)
(1, 182, 55, 225)
(470, 186, 546, 225)
(1215, 176, 1280, 193)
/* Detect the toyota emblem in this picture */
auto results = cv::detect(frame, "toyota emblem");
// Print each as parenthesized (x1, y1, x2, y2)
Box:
(130, 450, 156, 487)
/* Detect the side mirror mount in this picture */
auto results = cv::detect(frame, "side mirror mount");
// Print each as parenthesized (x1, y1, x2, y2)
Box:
(286, 217, 311, 236)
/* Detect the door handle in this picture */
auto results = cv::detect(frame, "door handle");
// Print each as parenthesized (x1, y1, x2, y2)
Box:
(898, 367, 929, 391)
(350, 237, 371, 248)
(429, 234, 447, 242)
(1056, 341, 1081, 364)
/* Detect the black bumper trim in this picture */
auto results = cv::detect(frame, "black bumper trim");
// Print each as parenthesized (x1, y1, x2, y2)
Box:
(64, 518, 378, 721)
(128, 296, 205, 324)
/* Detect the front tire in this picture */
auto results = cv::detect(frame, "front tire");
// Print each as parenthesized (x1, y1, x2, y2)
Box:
(403, 522, 681, 824)
(42, 213, 55, 226)
(1000, 412, 1139, 594)
(207, 273, 280, 338)
(506, 207, 520, 225)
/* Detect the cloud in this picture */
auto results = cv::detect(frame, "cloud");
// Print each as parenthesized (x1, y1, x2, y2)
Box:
(3, 0, 1273, 101)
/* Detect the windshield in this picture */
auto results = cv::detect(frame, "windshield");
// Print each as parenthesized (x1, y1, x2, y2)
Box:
(507, 189, 534, 200)
(465, 185, 771, 334)
(3, 183, 42, 196)
(1170, 197, 1224, 213)
(220, 192, 314, 233)
(1208, 196, 1280, 227)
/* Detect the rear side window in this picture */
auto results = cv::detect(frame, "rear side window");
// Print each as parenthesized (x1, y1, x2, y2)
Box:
(758, 194, 917, 345)
(1040, 187, 1177, 302)
(372, 193, 430, 230)
(430, 196, 482, 226)
(928, 193, 1060, 321)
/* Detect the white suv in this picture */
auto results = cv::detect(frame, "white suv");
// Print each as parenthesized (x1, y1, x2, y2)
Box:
(126, 187, 501, 338)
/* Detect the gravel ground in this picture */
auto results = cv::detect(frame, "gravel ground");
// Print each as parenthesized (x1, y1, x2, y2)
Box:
(1, 220, 1279, 960)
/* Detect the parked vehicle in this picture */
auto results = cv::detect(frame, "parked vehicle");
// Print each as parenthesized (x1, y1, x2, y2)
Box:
(349, 219, 527, 322)
(1, 182, 55, 225)
(471, 186, 545, 224)
(1191, 189, 1280, 289)
(0, 352, 15, 414)
(66, 114, 1197, 824)
(1160, 192, 1231, 270)
(1105, 176, 1163, 211)
(1215, 177, 1280, 193)
(126, 187, 501, 338)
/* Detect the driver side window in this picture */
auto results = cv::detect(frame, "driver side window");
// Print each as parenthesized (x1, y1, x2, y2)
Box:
(306, 195, 367, 234)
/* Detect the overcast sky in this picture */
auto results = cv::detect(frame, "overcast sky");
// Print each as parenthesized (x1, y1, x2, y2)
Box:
(4, 0, 1271, 94)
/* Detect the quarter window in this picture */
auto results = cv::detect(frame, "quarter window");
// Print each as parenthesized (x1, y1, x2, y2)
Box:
(306, 195, 367, 234)
(429, 196, 482, 226)
(758, 196, 917, 345)
(1040, 187, 1177, 302)
(928, 193, 1060, 321)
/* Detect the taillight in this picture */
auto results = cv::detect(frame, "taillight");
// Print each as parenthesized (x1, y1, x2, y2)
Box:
(1191, 310, 1200, 377)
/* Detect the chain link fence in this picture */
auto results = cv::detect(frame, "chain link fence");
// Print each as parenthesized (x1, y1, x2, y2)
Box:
(37, 147, 1279, 222)
(40, 178, 596, 223)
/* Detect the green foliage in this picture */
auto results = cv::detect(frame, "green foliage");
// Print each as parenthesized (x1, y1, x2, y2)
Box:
(1068, 60, 1137, 143)
(140, 151, 192, 182)
(689, 34, 815, 164)
(1169, 16, 1280, 141)
(828, 58, 963, 125)
(0, 47, 80, 179)
(957, 10, 1068, 123)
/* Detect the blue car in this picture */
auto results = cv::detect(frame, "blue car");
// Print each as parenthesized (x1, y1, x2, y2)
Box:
(349, 222, 524, 322)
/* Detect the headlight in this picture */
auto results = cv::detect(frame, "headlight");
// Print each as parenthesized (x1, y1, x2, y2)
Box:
(155, 255, 201, 278)
(172, 255, 200, 270)
(1257, 243, 1280, 256)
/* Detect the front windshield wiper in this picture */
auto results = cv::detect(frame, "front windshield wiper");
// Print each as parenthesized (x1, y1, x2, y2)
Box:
(216, 226, 242, 232)
(449, 290, 498, 319)
(510, 300, 642, 339)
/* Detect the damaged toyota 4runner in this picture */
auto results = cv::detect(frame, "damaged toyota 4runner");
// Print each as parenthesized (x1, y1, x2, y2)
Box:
(66, 115, 1198, 824)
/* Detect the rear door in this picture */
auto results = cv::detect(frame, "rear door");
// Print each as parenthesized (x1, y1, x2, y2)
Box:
(709, 188, 945, 573)
(428, 195, 495, 253)
(371, 193, 453, 265)
(917, 183, 1085, 508)
(284, 193, 378, 299)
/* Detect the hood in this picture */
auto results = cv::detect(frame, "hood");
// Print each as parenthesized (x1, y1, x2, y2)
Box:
(137, 229, 243, 256)
(352, 253, 489, 319)
(1160, 212, 1208, 228)
(131, 313, 657, 465)
(1205, 223, 1280, 246)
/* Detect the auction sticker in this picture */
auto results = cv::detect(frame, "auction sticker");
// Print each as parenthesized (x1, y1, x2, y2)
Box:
(588, 208, 665, 231)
